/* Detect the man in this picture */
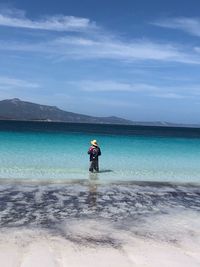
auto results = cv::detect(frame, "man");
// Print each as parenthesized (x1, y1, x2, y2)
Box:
(88, 140, 101, 172)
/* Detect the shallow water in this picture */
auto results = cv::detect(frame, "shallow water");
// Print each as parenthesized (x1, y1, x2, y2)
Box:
(0, 121, 200, 182)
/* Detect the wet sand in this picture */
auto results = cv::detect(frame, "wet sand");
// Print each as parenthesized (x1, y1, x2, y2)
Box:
(0, 180, 199, 266)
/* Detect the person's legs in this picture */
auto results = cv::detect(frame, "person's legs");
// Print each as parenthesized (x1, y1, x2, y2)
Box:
(89, 161, 95, 172)
(94, 159, 99, 172)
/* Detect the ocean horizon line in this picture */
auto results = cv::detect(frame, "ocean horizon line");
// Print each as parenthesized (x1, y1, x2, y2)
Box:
(0, 118, 200, 129)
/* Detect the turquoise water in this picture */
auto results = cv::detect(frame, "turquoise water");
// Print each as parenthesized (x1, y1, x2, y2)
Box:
(0, 128, 200, 182)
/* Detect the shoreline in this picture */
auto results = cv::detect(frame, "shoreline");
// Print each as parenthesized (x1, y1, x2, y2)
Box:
(0, 177, 199, 187)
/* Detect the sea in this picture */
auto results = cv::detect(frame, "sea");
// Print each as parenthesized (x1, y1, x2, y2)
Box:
(0, 121, 199, 267)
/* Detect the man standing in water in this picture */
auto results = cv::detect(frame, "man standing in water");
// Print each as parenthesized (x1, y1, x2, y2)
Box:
(88, 140, 101, 172)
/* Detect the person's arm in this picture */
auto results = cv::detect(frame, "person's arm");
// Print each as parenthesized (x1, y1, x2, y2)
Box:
(98, 147, 101, 156)
(88, 147, 93, 154)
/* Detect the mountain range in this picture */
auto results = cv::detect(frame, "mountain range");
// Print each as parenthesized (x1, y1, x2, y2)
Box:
(0, 98, 198, 127)
(0, 98, 133, 124)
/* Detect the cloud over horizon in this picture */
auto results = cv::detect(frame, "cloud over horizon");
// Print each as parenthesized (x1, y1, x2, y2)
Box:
(0, 76, 40, 89)
(66, 79, 200, 100)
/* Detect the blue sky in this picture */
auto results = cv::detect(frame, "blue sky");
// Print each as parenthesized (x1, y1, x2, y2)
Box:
(1, 0, 200, 123)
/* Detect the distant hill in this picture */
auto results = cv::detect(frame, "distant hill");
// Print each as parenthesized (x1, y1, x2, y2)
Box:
(0, 98, 198, 127)
(0, 98, 133, 124)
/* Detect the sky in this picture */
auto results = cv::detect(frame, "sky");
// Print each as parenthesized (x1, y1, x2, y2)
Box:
(1, 0, 200, 123)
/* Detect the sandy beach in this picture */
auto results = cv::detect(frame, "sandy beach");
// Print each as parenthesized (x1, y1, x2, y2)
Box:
(0, 182, 199, 267)
(0, 217, 199, 267)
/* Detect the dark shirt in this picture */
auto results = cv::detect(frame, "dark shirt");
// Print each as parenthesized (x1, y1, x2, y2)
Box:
(88, 146, 101, 161)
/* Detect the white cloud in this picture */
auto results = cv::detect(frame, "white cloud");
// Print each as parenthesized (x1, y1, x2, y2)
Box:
(55, 36, 188, 62)
(55, 34, 200, 64)
(76, 95, 135, 108)
(0, 76, 40, 89)
(194, 47, 200, 53)
(153, 93, 186, 99)
(0, 8, 96, 32)
(67, 80, 158, 92)
(1, 36, 199, 65)
(0, 9, 200, 65)
(153, 17, 200, 37)
(67, 79, 200, 100)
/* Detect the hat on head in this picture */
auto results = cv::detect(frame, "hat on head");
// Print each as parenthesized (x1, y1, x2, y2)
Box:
(91, 140, 98, 146)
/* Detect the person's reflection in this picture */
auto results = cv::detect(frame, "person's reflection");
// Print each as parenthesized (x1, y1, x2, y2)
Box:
(88, 172, 98, 209)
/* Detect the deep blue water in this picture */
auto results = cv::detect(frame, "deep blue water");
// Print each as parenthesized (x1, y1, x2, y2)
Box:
(1, 120, 200, 137)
